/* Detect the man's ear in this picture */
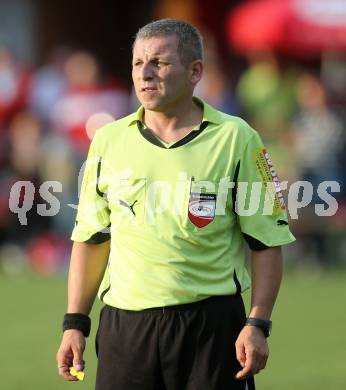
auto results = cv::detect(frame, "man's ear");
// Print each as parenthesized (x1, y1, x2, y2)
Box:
(189, 60, 203, 85)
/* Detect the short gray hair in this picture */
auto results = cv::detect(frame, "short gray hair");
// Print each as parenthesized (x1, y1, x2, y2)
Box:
(134, 18, 204, 67)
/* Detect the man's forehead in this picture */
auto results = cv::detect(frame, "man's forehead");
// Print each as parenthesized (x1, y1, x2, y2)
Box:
(133, 35, 179, 56)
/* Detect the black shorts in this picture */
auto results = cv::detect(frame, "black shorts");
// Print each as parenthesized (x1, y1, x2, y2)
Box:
(95, 294, 255, 390)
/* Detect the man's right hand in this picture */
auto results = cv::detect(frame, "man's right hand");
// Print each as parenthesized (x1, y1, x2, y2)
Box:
(56, 329, 86, 381)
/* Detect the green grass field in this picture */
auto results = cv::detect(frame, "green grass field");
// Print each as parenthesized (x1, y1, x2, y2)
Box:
(1, 269, 345, 390)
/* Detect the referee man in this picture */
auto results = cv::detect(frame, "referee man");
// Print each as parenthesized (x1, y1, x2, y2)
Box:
(56, 19, 295, 389)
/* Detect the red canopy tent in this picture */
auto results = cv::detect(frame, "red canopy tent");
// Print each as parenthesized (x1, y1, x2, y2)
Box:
(227, 0, 346, 58)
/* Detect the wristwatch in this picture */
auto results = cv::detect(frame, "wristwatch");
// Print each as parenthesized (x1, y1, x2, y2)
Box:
(245, 317, 272, 338)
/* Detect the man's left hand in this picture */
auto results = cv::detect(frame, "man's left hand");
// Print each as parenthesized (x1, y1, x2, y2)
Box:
(234, 325, 269, 380)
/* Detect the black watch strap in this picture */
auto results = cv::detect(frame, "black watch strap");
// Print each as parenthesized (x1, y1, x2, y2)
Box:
(245, 317, 272, 338)
(62, 313, 91, 337)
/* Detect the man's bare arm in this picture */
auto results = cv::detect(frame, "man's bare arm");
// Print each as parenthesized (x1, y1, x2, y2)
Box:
(235, 246, 283, 380)
(57, 240, 110, 381)
(248, 245, 283, 320)
(67, 241, 110, 314)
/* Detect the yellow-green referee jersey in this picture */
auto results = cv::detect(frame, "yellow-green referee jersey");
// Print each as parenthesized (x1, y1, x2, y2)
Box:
(71, 97, 295, 310)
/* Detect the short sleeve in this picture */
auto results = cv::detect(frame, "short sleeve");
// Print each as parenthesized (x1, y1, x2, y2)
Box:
(234, 131, 295, 247)
(71, 136, 111, 243)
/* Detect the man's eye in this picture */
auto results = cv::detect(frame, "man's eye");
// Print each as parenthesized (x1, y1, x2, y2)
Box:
(154, 60, 164, 67)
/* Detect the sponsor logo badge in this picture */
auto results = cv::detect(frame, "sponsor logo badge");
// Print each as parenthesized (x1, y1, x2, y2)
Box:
(254, 148, 286, 214)
(188, 193, 216, 228)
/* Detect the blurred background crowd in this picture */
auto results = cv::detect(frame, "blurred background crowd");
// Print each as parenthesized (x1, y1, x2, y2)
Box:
(0, 0, 345, 275)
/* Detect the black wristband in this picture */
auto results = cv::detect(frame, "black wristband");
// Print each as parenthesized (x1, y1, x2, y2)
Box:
(245, 317, 272, 338)
(62, 313, 91, 337)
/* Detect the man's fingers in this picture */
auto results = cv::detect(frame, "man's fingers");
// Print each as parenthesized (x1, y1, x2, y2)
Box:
(235, 359, 254, 380)
(255, 344, 269, 371)
(235, 342, 246, 368)
(56, 354, 77, 381)
(56, 346, 84, 381)
(72, 345, 85, 371)
(235, 348, 265, 380)
(235, 350, 268, 380)
(237, 348, 256, 379)
(259, 352, 269, 370)
(58, 364, 78, 381)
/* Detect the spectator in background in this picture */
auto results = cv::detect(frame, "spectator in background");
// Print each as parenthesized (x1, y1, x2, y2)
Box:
(0, 47, 32, 173)
(0, 47, 31, 130)
(0, 110, 73, 275)
(291, 72, 345, 266)
(236, 51, 297, 139)
(50, 50, 130, 154)
(194, 31, 239, 115)
(28, 47, 69, 125)
(0, 111, 50, 246)
(235, 50, 298, 182)
(292, 72, 344, 195)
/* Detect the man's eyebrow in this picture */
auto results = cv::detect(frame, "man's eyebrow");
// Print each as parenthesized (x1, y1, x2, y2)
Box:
(151, 55, 170, 61)
(151, 51, 168, 56)
(133, 53, 170, 62)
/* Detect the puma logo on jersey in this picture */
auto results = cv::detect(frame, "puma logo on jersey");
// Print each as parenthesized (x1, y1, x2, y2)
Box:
(119, 199, 138, 216)
(277, 219, 288, 226)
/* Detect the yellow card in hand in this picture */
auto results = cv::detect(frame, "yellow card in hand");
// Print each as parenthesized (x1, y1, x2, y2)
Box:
(69, 367, 85, 381)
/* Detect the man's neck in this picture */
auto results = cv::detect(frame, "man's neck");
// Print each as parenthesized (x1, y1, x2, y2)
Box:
(143, 99, 203, 143)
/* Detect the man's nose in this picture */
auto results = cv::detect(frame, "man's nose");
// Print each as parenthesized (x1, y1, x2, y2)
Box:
(141, 62, 154, 80)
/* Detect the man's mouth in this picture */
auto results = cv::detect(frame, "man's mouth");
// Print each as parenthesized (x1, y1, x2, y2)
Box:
(141, 87, 157, 92)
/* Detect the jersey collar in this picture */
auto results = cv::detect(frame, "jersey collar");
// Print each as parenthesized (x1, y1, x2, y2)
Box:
(125, 97, 222, 149)
(136, 120, 209, 149)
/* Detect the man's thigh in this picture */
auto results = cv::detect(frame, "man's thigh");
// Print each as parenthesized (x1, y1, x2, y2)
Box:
(95, 306, 165, 390)
(159, 295, 255, 390)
